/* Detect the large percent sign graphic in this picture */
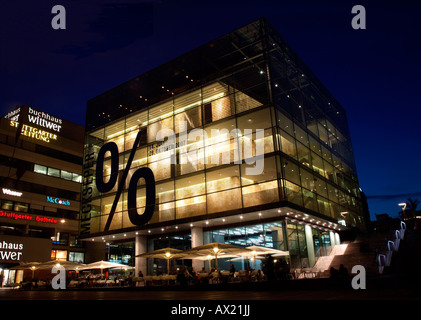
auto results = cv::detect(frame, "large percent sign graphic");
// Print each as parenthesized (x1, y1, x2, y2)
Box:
(95, 130, 156, 231)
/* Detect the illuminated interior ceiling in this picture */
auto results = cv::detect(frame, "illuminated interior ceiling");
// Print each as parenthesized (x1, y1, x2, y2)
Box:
(88, 81, 258, 141)
(86, 206, 346, 243)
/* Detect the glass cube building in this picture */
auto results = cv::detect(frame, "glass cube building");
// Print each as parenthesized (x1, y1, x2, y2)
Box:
(81, 18, 365, 273)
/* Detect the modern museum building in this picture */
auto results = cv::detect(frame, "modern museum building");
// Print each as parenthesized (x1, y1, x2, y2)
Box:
(81, 18, 366, 276)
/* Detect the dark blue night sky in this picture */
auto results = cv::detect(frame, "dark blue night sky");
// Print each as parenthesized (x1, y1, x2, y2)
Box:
(1, 0, 420, 221)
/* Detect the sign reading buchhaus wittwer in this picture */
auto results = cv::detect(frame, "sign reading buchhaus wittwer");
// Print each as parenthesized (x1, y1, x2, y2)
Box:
(81, 18, 366, 274)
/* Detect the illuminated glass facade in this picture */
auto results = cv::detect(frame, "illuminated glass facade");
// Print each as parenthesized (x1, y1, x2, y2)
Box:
(82, 19, 365, 271)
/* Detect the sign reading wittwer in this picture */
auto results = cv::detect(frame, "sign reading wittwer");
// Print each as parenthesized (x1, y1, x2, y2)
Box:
(0, 241, 24, 261)
(2, 188, 22, 197)
(0, 235, 52, 263)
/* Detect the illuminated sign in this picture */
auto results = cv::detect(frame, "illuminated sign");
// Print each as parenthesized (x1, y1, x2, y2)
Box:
(0, 241, 24, 261)
(0, 210, 58, 224)
(80, 152, 95, 235)
(2, 188, 22, 197)
(4, 108, 20, 121)
(28, 107, 63, 133)
(0, 235, 52, 263)
(10, 121, 58, 143)
(46, 196, 70, 206)
(94, 129, 156, 232)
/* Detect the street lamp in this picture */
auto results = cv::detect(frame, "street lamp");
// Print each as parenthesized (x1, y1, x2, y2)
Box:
(340, 212, 349, 226)
(398, 203, 407, 220)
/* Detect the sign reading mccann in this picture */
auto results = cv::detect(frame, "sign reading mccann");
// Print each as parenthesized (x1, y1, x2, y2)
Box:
(46, 196, 70, 206)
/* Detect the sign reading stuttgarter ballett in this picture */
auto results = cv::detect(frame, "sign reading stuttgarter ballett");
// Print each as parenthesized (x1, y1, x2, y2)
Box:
(80, 121, 265, 234)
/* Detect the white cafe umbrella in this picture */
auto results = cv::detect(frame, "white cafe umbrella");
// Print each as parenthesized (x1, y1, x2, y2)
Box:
(10, 262, 42, 270)
(10, 260, 84, 280)
(180, 242, 251, 270)
(136, 248, 184, 274)
(31, 260, 85, 271)
(78, 260, 128, 271)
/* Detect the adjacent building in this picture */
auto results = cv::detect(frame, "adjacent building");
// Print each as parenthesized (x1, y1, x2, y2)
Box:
(81, 18, 365, 275)
(0, 105, 84, 284)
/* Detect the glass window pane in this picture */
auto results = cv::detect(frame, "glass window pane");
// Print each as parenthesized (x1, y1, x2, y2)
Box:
(242, 180, 278, 207)
(263, 128, 274, 154)
(175, 173, 205, 200)
(321, 146, 332, 162)
(294, 126, 308, 147)
(61, 170, 73, 180)
(309, 136, 322, 156)
(327, 183, 338, 202)
(237, 108, 272, 132)
(124, 130, 139, 153)
(47, 167, 60, 178)
(210, 95, 234, 122)
(34, 164, 47, 175)
(126, 110, 148, 130)
(241, 156, 277, 186)
(72, 174, 82, 183)
(156, 181, 175, 222)
(324, 160, 335, 182)
(277, 111, 294, 136)
(315, 179, 328, 199)
(280, 131, 297, 159)
(282, 158, 300, 185)
(311, 152, 324, 176)
(69, 252, 84, 263)
(175, 106, 202, 133)
(284, 180, 303, 206)
(176, 195, 206, 219)
(317, 121, 328, 144)
(105, 119, 125, 141)
(175, 89, 201, 115)
(147, 117, 174, 144)
(296, 142, 311, 168)
(14, 202, 28, 212)
(149, 100, 174, 123)
(54, 250, 67, 261)
(207, 188, 242, 213)
(306, 113, 319, 137)
(300, 168, 314, 191)
(235, 90, 262, 114)
(303, 189, 318, 212)
(206, 166, 240, 193)
(148, 158, 171, 181)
